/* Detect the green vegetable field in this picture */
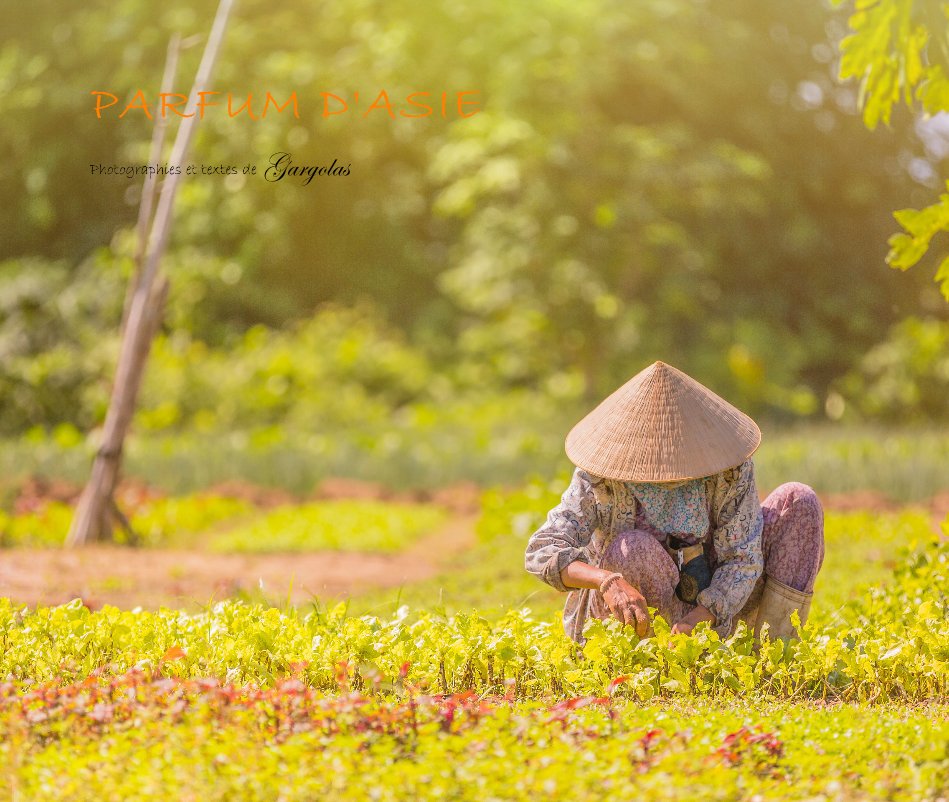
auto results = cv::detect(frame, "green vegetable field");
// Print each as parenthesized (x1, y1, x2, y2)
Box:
(0, 481, 946, 800)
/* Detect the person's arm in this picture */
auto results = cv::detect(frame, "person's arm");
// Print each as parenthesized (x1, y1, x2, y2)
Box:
(524, 469, 649, 635)
(524, 468, 599, 592)
(694, 459, 764, 638)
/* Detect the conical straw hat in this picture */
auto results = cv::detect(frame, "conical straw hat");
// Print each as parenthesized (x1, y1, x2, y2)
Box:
(565, 361, 761, 482)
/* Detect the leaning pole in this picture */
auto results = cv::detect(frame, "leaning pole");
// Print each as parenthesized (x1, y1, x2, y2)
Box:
(66, 0, 236, 547)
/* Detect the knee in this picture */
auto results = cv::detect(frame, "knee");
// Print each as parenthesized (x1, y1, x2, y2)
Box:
(772, 483, 823, 526)
(601, 529, 676, 582)
(766, 483, 825, 564)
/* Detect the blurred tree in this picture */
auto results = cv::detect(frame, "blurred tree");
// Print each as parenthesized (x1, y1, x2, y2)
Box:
(837, 316, 949, 420)
(0, 256, 124, 432)
(423, 0, 938, 407)
(0, 0, 943, 426)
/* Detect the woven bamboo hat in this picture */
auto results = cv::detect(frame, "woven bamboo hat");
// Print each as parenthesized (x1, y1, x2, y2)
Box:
(565, 361, 761, 482)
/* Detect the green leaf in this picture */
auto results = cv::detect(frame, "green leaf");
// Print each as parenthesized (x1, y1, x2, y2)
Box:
(885, 187, 949, 292)
(935, 255, 949, 301)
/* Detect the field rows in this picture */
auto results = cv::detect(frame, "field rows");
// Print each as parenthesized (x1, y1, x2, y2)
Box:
(1, 674, 945, 801)
(0, 482, 945, 799)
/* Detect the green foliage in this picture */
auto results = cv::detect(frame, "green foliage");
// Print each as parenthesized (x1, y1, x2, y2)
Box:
(476, 474, 567, 545)
(209, 501, 446, 554)
(0, 680, 945, 800)
(139, 306, 438, 433)
(0, 502, 73, 548)
(0, 495, 444, 553)
(832, 0, 949, 297)
(0, 535, 945, 700)
(1, 0, 938, 430)
(888, 185, 949, 300)
(837, 316, 949, 420)
(0, 491, 945, 797)
(357, 478, 939, 625)
(128, 494, 256, 547)
(833, 0, 949, 128)
(815, 508, 934, 615)
(0, 256, 124, 433)
(753, 426, 949, 500)
(2, 425, 946, 511)
(0, 495, 254, 548)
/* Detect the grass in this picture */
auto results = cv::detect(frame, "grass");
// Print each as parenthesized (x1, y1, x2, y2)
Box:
(0, 496, 447, 553)
(1, 423, 947, 501)
(208, 500, 446, 553)
(0, 541, 945, 801)
(754, 423, 949, 502)
(347, 522, 557, 621)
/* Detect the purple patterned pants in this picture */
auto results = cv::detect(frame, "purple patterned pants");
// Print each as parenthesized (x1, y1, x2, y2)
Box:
(588, 483, 825, 634)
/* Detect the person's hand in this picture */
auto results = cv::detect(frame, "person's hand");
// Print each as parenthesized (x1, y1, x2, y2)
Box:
(601, 576, 650, 637)
(671, 605, 716, 635)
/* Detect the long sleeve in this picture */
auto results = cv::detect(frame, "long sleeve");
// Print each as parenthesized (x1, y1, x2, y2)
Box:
(696, 459, 764, 637)
(524, 468, 602, 593)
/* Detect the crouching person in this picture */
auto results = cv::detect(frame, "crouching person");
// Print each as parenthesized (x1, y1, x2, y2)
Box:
(524, 361, 824, 645)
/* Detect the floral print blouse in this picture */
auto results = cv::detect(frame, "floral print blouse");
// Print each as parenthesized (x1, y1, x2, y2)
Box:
(524, 459, 764, 641)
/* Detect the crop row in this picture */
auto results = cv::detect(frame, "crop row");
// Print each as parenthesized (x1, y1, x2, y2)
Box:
(1, 670, 945, 801)
(0, 537, 945, 702)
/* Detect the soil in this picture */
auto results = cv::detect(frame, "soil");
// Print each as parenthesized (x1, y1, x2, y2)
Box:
(819, 489, 949, 531)
(2, 476, 946, 612)
(0, 513, 478, 612)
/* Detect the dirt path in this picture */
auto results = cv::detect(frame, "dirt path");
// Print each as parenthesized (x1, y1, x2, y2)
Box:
(0, 514, 479, 611)
(1, 484, 946, 612)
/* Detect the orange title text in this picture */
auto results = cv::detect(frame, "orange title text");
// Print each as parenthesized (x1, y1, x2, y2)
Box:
(91, 90, 482, 120)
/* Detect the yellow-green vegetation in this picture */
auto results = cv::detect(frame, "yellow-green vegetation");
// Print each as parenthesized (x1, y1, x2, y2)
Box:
(5, 424, 949, 500)
(0, 531, 946, 800)
(0, 495, 255, 549)
(0, 497, 446, 553)
(755, 426, 949, 502)
(130, 494, 256, 547)
(817, 508, 935, 616)
(0, 518, 945, 698)
(208, 500, 447, 553)
(0, 481, 944, 801)
(1, 688, 944, 801)
(0, 502, 73, 548)
(1, 546, 945, 700)
(8, 1, 948, 447)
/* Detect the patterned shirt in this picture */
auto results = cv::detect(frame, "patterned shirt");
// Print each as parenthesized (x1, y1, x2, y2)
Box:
(524, 459, 764, 641)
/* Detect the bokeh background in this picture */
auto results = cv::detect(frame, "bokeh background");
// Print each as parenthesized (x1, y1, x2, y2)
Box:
(1, 0, 948, 499)
(2, 9, 948, 796)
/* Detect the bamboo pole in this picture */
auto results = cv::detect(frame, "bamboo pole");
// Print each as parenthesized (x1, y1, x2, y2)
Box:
(66, 0, 235, 547)
(120, 34, 181, 334)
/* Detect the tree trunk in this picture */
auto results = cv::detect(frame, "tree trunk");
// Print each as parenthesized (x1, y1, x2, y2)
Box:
(66, 0, 235, 547)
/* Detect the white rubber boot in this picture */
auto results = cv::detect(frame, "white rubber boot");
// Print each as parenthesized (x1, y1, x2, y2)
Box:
(753, 575, 812, 641)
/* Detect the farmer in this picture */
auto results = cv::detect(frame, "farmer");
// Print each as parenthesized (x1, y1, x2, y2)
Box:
(524, 361, 824, 644)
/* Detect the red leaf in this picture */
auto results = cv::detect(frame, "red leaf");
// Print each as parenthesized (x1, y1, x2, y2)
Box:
(550, 695, 597, 712)
(161, 646, 187, 662)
